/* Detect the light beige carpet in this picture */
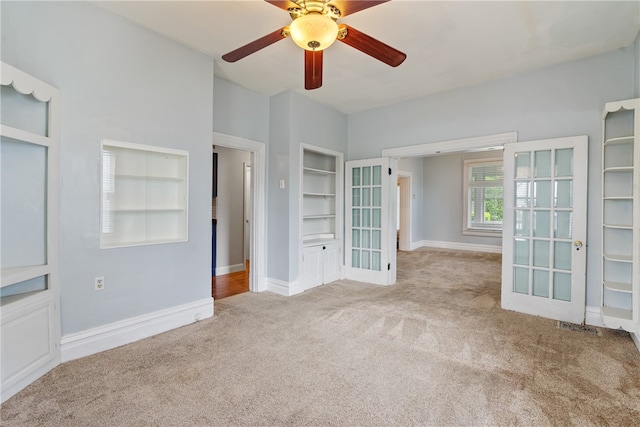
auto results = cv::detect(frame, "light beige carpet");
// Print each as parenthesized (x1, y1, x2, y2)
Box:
(2, 248, 639, 426)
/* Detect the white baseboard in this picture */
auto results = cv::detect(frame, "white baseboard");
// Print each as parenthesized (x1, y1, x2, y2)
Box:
(266, 277, 303, 296)
(215, 263, 245, 276)
(61, 298, 213, 362)
(584, 306, 605, 327)
(631, 332, 640, 354)
(416, 240, 502, 254)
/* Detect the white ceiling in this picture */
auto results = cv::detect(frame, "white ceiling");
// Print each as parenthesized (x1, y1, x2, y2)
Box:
(94, 0, 640, 114)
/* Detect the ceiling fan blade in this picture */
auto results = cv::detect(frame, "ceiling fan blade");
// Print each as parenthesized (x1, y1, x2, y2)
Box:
(305, 50, 323, 90)
(264, 1, 299, 11)
(338, 24, 406, 67)
(222, 28, 287, 63)
(332, 1, 389, 17)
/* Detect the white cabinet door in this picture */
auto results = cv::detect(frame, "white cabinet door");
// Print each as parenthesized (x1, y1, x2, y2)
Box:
(302, 245, 323, 290)
(322, 242, 341, 284)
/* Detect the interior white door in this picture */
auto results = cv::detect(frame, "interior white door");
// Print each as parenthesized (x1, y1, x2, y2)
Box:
(501, 136, 588, 323)
(345, 158, 397, 285)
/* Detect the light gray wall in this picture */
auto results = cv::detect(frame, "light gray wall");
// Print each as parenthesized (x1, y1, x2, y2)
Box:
(267, 91, 348, 283)
(213, 76, 269, 143)
(1, 2, 214, 334)
(267, 92, 292, 282)
(214, 146, 251, 272)
(422, 151, 503, 247)
(348, 47, 636, 308)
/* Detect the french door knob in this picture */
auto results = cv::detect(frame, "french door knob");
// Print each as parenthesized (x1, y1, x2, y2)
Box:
(574, 240, 583, 250)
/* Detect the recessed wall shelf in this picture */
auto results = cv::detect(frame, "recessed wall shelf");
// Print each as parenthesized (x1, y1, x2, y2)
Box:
(101, 140, 189, 248)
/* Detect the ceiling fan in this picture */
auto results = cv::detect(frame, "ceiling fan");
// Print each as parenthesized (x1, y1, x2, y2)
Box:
(221, 0, 407, 90)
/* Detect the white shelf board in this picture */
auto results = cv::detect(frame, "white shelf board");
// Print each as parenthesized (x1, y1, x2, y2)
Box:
(0, 124, 51, 147)
(603, 223, 633, 230)
(303, 166, 336, 175)
(603, 196, 633, 201)
(604, 136, 634, 146)
(1, 265, 49, 288)
(303, 214, 336, 219)
(602, 306, 633, 321)
(603, 253, 633, 262)
(603, 281, 633, 293)
(112, 208, 185, 213)
(115, 174, 184, 182)
(303, 192, 336, 197)
(603, 167, 633, 173)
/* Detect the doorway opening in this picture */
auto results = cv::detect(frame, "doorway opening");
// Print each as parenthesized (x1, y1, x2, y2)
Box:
(212, 132, 267, 295)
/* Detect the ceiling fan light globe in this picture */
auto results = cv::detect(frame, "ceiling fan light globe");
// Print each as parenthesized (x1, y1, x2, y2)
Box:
(290, 13, 338, 51)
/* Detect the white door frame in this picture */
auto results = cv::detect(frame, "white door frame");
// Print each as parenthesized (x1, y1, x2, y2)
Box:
(397, 171, 412, 251)
(212, 132, 266, 292)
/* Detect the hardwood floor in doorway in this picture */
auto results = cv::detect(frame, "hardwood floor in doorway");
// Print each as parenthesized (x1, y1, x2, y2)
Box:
(212, 261, 249, 300)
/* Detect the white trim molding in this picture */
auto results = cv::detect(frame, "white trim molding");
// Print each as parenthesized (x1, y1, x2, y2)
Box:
(213, 132, 267, 292)
(418, 240, 502, 254)
(584, 306, 605, 327)
(382, 132, 517, 158)
(266, 278, 304, 296)
(215, 263, 245, 276)
(61, 298, 213, 362)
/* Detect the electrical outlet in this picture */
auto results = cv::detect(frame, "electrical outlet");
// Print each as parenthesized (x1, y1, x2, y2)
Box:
(94, 276, 105, 291)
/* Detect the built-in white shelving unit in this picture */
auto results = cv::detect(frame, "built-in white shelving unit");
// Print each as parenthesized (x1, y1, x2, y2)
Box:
(300, 145, 343, 290)
(1, 62, 61, 403)
(601, 98, 640, 334)
(101, 140, 188, 248)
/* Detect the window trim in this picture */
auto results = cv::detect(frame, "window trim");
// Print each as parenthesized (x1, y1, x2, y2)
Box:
(463, 157, 503, 237)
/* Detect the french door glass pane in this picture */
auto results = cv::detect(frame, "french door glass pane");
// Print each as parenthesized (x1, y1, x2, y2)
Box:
(533, 211, 550, 238)
(372, 209, 381, 228)
(533, 269, 550, 297)
(352, 168, 361, 186)
(514, 267, 529, 294)
(515, 182, 531, 207)
(534, 181, 551, 207)
(352, 188, 361, 206)
(352, 249, 360, 268)
(514, 238, 529, 265)
(352, 209, 360, 227)
(533, 240, 550, 268)
(371, 251, 381, 271)
(362, 250, 370, 269)
(362, 229, 370, 248)
(555, 149, 573, 177)
(371, 230, 381, 250)
(362, 188, 371, 206)
(554, 212, 572, 239)
(554, 241, 571, 270)
(553, 272, 571, 301)
(372, 187, 381, 206)
(352, 229, 360, 248)
(372, 166, 382, 185)
(515, 152, 531, 178)
(514, 210, 530, 236)
(362, 167, 371, 185)
(535, 150, 552, 177)
(554, 181, 572, 208)
(362, 209, 370, 227)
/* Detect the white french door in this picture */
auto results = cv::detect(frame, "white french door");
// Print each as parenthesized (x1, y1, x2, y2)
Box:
(345, 158, 397, 285)
(501, 136, 588, 323)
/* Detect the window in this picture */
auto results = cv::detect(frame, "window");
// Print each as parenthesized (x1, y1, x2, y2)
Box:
(463, 158, 503, 235)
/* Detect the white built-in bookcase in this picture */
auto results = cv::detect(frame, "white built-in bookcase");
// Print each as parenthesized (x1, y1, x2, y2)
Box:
(601, 98, 639, 336)
(101, 140, 188, 248)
